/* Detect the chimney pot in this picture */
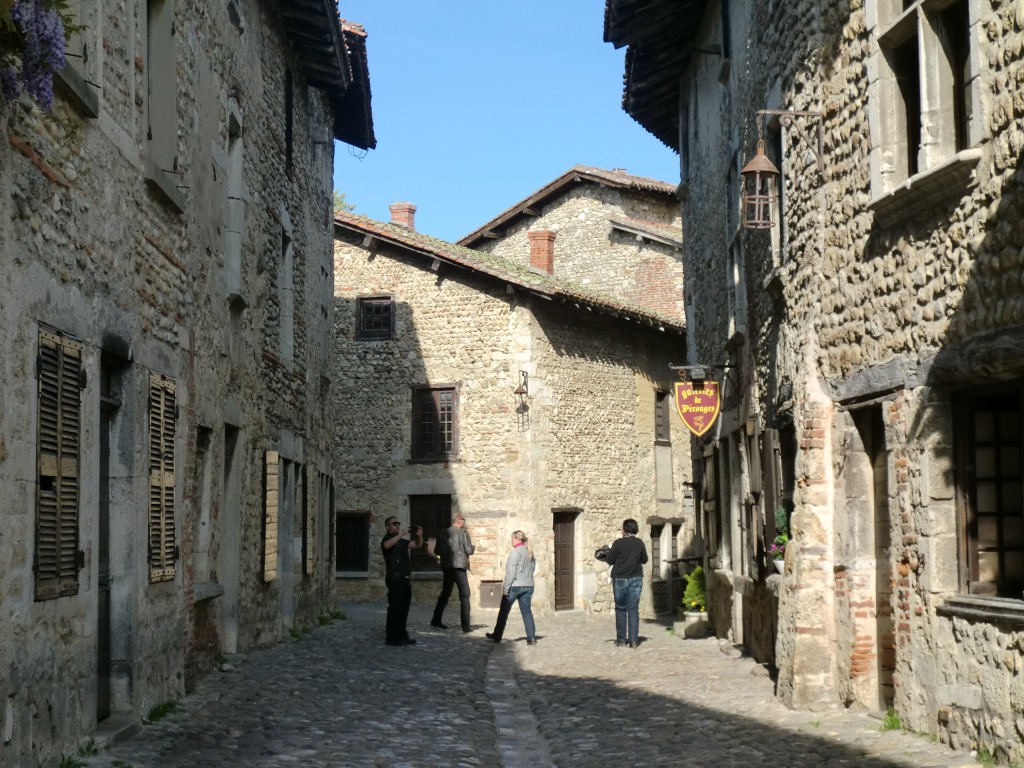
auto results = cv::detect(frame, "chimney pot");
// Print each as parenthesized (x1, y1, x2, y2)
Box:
(389, 202, 416, 231)
(528, 230, 556, 274)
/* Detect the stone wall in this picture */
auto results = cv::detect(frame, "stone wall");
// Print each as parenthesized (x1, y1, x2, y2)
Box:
(331, 226, 694, 622)
(0, 0, 341, 763)
(678, 0, 1024, 760)
(473, 184, 684, 322)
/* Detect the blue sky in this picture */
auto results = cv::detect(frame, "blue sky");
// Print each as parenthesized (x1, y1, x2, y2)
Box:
(333, 1, 680, 243)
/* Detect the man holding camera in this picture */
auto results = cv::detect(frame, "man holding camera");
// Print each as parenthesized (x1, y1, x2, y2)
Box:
(381, 517, 423, 646)
(430, 512, 475, 632)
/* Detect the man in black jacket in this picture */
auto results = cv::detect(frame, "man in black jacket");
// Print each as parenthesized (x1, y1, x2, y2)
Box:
(431, 512, 475, 632)
(382, 517, 423, 646)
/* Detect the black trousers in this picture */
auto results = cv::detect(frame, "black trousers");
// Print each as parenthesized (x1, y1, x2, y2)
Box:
(385, 575, 412, 643)
(431, 567, 471, 630)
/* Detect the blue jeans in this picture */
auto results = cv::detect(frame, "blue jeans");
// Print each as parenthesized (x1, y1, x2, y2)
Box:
(613, 577, 643, 644)
(491, 586, 536, 641)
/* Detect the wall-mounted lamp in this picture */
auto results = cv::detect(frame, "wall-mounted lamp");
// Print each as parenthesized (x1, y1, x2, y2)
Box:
(514, 371, 529, 406)
(740, 109, 825, 230)
(514, 371, 530, 430)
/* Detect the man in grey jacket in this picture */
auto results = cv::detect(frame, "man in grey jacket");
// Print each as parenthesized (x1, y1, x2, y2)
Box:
(431, 512, 475, 632)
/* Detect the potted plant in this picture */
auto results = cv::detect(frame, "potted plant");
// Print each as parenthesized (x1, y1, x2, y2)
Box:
(676, 565, 708, 638)
(770, 506, 789, 574)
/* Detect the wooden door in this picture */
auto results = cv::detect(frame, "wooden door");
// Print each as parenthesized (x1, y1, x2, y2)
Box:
(553, 511, 576, 610)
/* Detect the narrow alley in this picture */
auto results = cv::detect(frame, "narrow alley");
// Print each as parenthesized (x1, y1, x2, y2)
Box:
(79, 603, 978, 768)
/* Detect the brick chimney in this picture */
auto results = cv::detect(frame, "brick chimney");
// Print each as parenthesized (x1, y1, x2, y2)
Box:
(528, 230, 556, 274)
(389, 202, 416, 231)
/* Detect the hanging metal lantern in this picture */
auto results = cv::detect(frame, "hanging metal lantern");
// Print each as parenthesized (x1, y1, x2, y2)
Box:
(740, 138, 780, 229)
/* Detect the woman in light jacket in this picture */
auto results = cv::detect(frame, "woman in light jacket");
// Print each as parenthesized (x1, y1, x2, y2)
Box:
(485, 530, 537, 645)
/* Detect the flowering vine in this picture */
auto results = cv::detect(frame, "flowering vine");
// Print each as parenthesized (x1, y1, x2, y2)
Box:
(0, 0, 68, 111)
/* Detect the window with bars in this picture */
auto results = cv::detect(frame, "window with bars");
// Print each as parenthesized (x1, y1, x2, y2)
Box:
(411, 386, 458, 461)
(35, 328, 84, 601)
(335, 512, 370, 573)
(356, 295, 395, 340)
(148, 372, 177, 583)
(650, 524, 664, 581)
(410, 494, 451, 572)
(655, 390, 671, 444)
(955, 386, 1024, 599)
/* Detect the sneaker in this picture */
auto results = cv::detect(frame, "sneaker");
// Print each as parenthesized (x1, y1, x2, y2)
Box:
(526, 639, 537, 646)
(405, 638, 417, 645)
(485, 632, 501, 643)
(385, 639, 405, 646)
(430, 621, 447, 629)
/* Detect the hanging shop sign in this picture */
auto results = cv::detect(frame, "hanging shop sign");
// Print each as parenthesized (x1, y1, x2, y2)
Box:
(674, 380, 721, 437)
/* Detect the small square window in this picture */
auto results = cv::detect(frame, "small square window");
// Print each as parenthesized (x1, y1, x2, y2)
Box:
(356, 296, 395, 340)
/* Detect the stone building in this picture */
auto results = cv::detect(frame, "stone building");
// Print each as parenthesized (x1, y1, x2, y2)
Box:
(331, 172, 694, 625)
(606, 0, 1024, 763)
(0, 1, 373, 764)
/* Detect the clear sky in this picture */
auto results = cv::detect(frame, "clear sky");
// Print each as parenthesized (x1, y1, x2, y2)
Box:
(332, 1, 680, 244)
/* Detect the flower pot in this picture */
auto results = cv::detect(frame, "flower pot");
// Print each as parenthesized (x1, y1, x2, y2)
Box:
(773, 559, 784, 574)
(675, 610, 708, 639)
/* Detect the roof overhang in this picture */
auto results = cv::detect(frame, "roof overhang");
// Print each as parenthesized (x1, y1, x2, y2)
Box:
(603, 0, 709, 150)
(279, 0, 375, 148)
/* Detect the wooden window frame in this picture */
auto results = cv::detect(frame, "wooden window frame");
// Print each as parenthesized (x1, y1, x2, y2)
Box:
(411, 385, 459, 462)
(35, 328, 84, 600)
(954, 385, 1024, 599)
(148, 372, 177, 583)
(356, 295, 395, 340)
(263, 450, 279, 582)
(335, 511, 370, 574)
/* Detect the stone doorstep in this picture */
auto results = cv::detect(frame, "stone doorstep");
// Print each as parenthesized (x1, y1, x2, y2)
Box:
(92, 714, 140, 752)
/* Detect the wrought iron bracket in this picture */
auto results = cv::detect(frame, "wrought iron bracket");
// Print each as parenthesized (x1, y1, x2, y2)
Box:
(756, 109, 826, 177)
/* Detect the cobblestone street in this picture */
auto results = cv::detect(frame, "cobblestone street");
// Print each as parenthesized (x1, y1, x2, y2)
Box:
(78, 601, 980, 768)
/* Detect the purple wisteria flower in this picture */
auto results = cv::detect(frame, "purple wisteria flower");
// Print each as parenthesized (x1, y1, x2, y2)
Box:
(3, 0, 66, 110)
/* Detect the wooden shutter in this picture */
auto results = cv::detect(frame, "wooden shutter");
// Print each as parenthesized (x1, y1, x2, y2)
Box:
(148, 372, 177, 582)
(761, 428, 781, 544)
(263, 450, 279, 582)
(35, 329, 83, 600)
(303, 464, 314, 576)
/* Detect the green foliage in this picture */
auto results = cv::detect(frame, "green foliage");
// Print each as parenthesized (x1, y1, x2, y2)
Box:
(77, 739, 98, 756)
(770, 506, 790, 558)
(112, 761, 134, 768)
(332, 190, 355, 212)
(330, 608, 346, 620)
(976, 746, 996, 767)
(682, 565, 706, 613)
(146, 700, 179, 723)
(58, 756, 85, 768)
(881, 706, 902, 731)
